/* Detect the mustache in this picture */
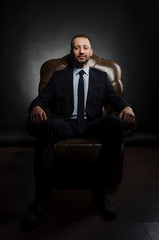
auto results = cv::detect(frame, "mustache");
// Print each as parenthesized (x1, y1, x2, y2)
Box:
(77, 55, 86, 57)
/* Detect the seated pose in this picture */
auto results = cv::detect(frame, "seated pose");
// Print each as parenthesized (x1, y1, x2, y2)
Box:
(21, 34, 135, 229)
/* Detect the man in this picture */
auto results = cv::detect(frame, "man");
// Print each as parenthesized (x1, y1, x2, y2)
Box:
(21, 34, 135, 229)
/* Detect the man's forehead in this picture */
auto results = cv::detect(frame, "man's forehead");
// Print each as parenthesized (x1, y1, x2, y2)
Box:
(73, 37, 91, 46)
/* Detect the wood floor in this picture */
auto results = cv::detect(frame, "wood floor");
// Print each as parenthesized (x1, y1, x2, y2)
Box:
(0, 146, 159, 240)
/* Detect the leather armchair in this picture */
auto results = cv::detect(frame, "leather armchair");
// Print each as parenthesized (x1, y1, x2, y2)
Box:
(38, 54, 136, 189)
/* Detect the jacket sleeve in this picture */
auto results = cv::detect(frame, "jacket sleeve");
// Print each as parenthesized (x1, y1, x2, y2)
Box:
(28, 74, 55, 113)
(105, 73, 132, 113)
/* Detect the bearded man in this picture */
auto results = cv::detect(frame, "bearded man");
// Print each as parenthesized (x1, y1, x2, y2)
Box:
(21, 34, 135, 229)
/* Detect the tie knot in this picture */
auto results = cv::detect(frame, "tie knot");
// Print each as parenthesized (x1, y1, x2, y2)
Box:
(79, 70, 85, 76)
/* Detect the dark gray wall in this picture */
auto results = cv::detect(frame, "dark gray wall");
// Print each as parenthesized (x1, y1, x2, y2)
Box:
(0, 0, 158, 140)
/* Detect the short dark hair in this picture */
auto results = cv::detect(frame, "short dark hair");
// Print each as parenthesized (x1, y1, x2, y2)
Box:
(71, 34, 92, 50)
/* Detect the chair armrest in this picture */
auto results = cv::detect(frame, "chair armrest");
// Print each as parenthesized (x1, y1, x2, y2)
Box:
(109, 109, 137, 138)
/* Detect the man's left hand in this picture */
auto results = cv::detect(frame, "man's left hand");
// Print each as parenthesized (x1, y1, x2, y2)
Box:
(119, 106, 135, 125)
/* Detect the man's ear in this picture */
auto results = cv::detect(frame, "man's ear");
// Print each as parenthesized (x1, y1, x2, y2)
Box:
(90, 49, 93, 56)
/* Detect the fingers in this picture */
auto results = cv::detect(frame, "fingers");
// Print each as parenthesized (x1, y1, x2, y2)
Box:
(30, 106, 47, 124)
(30, 112, 40, 124)
(30, 113, 41, 124)
(42, 112, 47, 121)
(119, 111, 123, 119)
(31, 112, 47, 124)
(119, 107, 135, 125)
(122, 113, 135, 125)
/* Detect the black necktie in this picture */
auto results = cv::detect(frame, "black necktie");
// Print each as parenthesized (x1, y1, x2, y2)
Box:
(77, 70, 85, 134)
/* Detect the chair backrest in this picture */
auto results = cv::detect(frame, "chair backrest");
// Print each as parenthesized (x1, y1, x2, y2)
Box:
(39, 54, 123, 96)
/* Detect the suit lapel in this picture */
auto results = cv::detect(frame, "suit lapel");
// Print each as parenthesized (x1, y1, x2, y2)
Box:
(66, 68, 74, 108)
(86, 68, 96, 106)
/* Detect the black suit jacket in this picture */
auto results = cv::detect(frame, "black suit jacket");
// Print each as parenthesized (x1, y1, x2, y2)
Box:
(29, 68, 130, 120)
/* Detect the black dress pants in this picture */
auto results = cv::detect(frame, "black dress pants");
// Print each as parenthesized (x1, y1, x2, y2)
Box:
(26, 115, 124, 197)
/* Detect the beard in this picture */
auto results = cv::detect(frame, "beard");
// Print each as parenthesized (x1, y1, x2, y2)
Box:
(74, 55, 90, 67)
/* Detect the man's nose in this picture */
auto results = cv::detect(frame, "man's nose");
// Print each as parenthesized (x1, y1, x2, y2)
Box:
(79, 48, 84, 54)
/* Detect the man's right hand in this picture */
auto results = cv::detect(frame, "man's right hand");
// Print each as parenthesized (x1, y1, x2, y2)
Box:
(30, 106, 47, 124)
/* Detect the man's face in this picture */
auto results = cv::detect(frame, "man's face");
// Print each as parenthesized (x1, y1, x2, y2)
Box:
(71, 37, 93, 68)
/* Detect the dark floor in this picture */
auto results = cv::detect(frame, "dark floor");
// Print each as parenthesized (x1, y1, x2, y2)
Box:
(0, 146, 159, 240)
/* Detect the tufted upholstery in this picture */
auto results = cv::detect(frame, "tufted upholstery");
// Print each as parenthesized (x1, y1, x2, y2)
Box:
(38, 54, 136, 188)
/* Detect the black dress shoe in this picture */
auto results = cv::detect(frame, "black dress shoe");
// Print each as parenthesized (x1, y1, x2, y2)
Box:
(20, 196, 51, 230)
(94, 187, 117, 220)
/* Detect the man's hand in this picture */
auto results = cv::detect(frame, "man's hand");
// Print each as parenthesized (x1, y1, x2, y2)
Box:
(30, 106, 47, 124)
(119, 106, 135, 125)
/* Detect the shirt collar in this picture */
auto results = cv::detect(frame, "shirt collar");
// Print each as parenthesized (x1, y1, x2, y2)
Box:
(74, 66, 89, 75)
